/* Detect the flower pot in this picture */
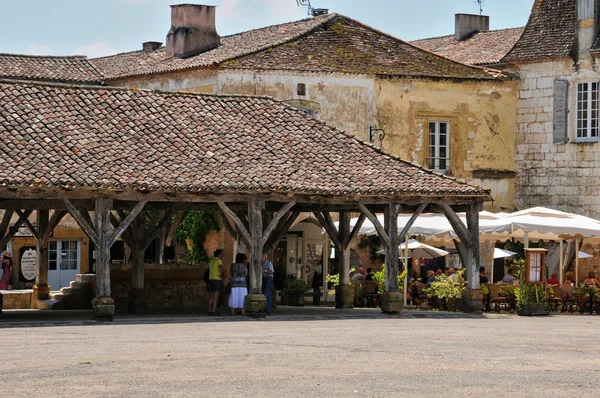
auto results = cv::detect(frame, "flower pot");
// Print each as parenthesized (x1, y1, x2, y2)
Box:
(284, 294, 304, 306)
(517, 302, 548, 316)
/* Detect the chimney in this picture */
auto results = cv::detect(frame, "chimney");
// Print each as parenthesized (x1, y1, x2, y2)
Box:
(576, 0, 600, 56)
(454, 13, 489, 41)
(143, 41, 162, 52)
(166, 4, 220, 58)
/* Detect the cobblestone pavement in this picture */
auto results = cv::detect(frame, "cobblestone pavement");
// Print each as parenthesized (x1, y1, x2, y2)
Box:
(1, 312, 599, 397)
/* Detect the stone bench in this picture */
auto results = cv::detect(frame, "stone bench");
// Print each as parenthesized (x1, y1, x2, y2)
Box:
(1, 290, 33, 309)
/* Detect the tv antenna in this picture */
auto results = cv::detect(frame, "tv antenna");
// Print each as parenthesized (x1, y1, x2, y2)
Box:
(474, 0, 485, 15)
(296, 0, 329, 17)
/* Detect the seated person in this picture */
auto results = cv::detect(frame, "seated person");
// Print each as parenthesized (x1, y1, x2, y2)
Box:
(479, 266, 488, 284)
(546, 272, 560, 286)
(365, 267, 375, 281)
(351, 267, 366, 282)
(425, 270, 436, 289)
(584, 271, 600, 288)
(564, 271, 575, 286)
(501, 268, 517, 284)
(447, 268, 457, 281)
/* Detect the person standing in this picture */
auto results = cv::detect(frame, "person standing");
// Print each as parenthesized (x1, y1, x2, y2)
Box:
(208, 249, 224, 315)
(229, 253, 248, 316)
(261, 253, 274, 315)
(0, 252, 12, 290)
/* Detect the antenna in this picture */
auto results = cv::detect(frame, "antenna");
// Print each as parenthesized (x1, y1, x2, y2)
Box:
(474, 0, 485, 15)
(296, 0, 329, 17)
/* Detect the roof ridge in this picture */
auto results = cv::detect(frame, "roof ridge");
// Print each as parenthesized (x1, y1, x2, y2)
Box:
(411, 26, 525, 43)
(0, 53, 88, 60)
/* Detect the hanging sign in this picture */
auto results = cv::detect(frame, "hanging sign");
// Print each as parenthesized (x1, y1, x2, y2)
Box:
(20, 248, 37, 281)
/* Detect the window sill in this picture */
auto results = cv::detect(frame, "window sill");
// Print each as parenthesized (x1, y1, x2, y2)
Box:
(573, 138, 600, 144)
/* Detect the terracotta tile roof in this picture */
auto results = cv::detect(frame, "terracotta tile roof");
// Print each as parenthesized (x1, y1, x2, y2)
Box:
(411, 27, 524, 66)
(0, 54, 104, 84)
(93, 14, 503, 81)
(93, 14, 337, 80)
(503, 0, 576, 63)
(0, 80, 489, 198)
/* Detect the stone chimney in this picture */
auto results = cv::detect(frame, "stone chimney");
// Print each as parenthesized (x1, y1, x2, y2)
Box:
(576, 0, 600, 56)
(166, 4, 220, 58)
(455, 13, 489, 41)
(143, 41, 162, 52)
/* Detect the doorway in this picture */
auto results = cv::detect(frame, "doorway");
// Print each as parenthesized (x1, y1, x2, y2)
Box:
(48, 239, 81, 290)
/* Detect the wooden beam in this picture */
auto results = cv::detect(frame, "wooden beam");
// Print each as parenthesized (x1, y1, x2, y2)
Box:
(398, 202, 427, 242)
(217, 201, 252, 249)
(63, 198, 100, 246)
(441, 203, 472, 246)
(15, 209, 39, 239)
(248, 199, 265, 294)
(0, 209, 34, 248)
(166, 210, 187, 246)
(264, 211, 300, 254)
(344, 213, 366, 249)
(0, 209, 14, 238)
(95, 198, 113, 299)
(261, 200, 296, 248)
(313, 212, 342, 249)
(109, 199, 148, 246)
(215, 211, 238, 240)
(358, 203, 389, 248)
(42, 210, 67, 242)
(146, 211, 176, 247)
(384, 203, 401, 292)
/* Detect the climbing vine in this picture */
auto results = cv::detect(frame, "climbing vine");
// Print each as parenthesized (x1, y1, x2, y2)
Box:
(175, 211, 220, 264)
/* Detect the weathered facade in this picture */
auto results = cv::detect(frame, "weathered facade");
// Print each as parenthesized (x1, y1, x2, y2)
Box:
(502, 0, 600, 218)
(96, 7, 518, 212)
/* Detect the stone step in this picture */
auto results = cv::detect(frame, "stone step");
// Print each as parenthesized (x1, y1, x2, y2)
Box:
(36, 299, 60, 310)
(69, 280, 89, 289)
(60, 287, 74, 295)
(49, 292, 66, 301)
(76, 274, 95, 283)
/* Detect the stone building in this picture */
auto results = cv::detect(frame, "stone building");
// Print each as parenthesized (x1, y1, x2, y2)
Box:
(94, 4, 519, 213)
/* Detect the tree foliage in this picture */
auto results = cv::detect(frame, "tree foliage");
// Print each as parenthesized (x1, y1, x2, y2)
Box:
(175, 211, 220, 264)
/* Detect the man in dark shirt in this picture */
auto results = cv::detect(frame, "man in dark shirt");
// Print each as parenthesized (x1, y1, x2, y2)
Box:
(365, 267, 375, 281)
(479, 266, 488, 284)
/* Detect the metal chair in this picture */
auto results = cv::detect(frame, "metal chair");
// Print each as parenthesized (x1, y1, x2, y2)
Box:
(488, 284, 510, 312)
(362, 281, 380, 308)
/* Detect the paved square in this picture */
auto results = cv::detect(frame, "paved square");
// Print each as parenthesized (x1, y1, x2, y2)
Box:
(2, 314, 600, 397)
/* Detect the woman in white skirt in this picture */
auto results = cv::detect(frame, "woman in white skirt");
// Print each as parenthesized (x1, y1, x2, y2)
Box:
(229, 253, 248, 315)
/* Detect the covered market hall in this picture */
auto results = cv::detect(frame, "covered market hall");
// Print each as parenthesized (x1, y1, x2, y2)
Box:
(0, 79, 489, 319)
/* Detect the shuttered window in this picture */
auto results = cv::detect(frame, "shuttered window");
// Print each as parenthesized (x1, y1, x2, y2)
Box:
(553, 79, 568, 143)
(428, 121, 450, 172)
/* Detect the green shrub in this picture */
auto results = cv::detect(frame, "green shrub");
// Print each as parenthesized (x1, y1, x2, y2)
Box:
(285, 279, 309, 296)
(425, 269, 465, 300)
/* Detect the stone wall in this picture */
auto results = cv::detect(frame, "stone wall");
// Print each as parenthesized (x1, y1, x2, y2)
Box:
(514, 59, 600, 218)
(110, 263, 211, 310)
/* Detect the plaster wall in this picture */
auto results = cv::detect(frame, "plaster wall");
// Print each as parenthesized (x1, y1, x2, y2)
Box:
(375, 77, 518, 211)
(514, 58, 600, 218)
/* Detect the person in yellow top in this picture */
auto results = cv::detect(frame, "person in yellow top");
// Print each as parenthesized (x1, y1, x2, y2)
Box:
(208, 249, 224, 315)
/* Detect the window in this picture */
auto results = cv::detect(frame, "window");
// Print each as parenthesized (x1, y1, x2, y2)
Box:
(576, 82, 600, 140)
(428, 121, 450, 172)
(296, 106, 314, 117)
(296, 83, 306, 96)
(49, 240, 79, 271)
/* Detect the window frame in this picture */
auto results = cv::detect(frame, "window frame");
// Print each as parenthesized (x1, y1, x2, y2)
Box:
(49, 239, 81, 271)
(576, 81, 600, 142)
(427, 120, 451, 173)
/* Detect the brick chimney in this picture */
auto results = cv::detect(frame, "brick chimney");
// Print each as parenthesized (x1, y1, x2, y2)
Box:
(455, 13, 489, 41)
(166, 4, 220, 58)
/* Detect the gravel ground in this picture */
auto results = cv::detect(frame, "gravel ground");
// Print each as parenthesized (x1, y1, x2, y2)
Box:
(1, 314, 600, 397)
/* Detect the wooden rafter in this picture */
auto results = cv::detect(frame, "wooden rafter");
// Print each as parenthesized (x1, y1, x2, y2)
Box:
(398, 202, 427, 242)
(344, 213, 366, 248)
(441, 203, 472, 246)
(264, 211, 300, 254)
(109, 199, 147, 245)
(261, 201, 296, 248)
(217, 201, 252, 249)
(0, 209, 33, 248)
(64, 198, 100, 246)
(16, 209, 39, 239)
(313, 211, 342, 249)
(358, 203, 390, 247)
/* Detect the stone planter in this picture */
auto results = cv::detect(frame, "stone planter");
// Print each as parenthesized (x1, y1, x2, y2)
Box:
(380, 292, 403, 314)
(446, 297, 463, 312)
(517, 302, 549, 316)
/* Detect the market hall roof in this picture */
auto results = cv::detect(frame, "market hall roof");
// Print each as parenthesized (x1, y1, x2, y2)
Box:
(0, 54, 105, 84)
(411, 27, 524, 66)
(93, 14, 505, 81)
(0, 79, 489, 199)
(502, 0, 577, 64)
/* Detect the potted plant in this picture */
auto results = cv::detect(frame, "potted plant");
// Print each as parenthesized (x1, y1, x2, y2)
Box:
(514, 251, 549, 316)
(425, 269, 465, 311)
(283, 279, 309, 306)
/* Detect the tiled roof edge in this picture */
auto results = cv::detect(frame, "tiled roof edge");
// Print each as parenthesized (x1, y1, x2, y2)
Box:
(0, 53, 88, 60)
(411, 26, 525, 44)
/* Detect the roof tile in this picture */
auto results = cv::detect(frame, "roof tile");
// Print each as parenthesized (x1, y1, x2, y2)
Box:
(0, 80, 489, 198)
(0, 54, 104, 84)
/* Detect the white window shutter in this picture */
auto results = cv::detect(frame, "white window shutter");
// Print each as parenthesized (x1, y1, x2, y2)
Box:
(553, 79, 569, 144)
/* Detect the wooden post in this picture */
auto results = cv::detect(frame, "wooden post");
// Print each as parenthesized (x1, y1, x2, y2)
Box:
(559, 240, 564, 284)
(248, 199, 264, 294)
(465, 203, 480, 290)
(94, 199, 113, 299)
(384, 204, 400, 292)
(338, 212, 351, 285)
(33, 210, 51, 303)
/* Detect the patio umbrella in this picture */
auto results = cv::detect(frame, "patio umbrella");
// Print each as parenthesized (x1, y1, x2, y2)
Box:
(493, 248, 518, 259)
(376, 239, 449, 258)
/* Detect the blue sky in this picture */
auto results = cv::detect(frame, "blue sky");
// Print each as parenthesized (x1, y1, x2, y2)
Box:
(0, 0, 535, 58)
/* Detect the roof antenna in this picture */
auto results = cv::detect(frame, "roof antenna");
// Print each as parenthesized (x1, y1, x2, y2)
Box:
(474, 0, 485, 15)
(296, 0, 329, 17)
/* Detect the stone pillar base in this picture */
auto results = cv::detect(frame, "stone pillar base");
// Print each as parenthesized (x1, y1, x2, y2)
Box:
(244, 294, 267, 318)
(462, 289, 484, 313)
(32, 284, 52, 309)
(128, 289, 148, 314)
(335, 285, 354, 309)
(92, 297, 115, 321)
(380, 292, 403, 314)
(0, 291, 3, 315)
